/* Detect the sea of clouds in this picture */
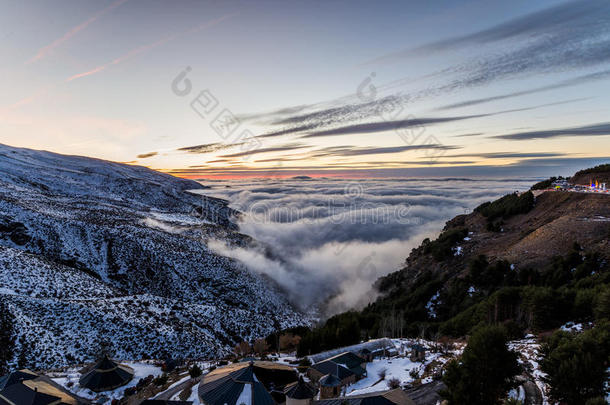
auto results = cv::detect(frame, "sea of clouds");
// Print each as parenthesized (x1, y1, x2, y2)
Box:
(199, 177, 536, 316)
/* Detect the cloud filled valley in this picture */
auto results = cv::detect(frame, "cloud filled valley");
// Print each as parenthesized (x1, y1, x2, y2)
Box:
(199, 177, 536, 316)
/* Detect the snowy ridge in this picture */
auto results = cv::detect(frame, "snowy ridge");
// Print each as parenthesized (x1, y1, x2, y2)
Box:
(0, 144, 307, 369)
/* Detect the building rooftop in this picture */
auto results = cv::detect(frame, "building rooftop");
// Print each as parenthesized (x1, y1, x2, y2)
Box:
(314, 389, 416, 405)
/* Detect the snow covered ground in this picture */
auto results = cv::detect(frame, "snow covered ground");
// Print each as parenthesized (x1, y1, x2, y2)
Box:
(509, 337, 550, 405)
(184, 382, 202, 404)
(347, 357, 430, 395)
(0, 143, 308, 369)
(345, 338, 463, 396)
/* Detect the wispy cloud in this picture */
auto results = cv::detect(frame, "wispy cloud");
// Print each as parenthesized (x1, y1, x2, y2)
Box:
(137, 151, 157, 159)
(365, 0, 610, 65)
(300, 115, 485, 138)
(238, 104, 314, 124)
(438, 152, 568, 159)
(452, 133, 484, 138)
(66, 33, 178, 81)
(165, 157, 610, 179)
(178, 142, 244, 154)
(219, 143, 310, 158)
(66, 13, 235, 82)
(27, 0, 129, 64)
(258, 98, 587, 140)
(493, 122, 610, 140)
(310, 144, 459, 157)
(437, 70, 610, 110)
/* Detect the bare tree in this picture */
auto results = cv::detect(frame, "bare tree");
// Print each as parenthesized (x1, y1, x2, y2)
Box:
(253, 338, 269, 356)
(279, 333, 301, 352)
(234, 341, 251, 357)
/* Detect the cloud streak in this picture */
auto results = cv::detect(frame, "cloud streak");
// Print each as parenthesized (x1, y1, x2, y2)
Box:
(219, 143, 309, 158)
(27, 0, 129, 64)
(311, 144, 459, 157)
(66, 13, 235, 82)
(366, 0, 610, 64)
(178, 142, 245, 154)
(438, 70, 610, 110)
(300, 115, 485, 138)
(493, 122, 610, 140)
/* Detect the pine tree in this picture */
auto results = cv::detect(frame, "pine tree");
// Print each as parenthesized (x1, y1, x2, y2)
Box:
(541, 323, 609, 404)
(442, 325, 521, 405)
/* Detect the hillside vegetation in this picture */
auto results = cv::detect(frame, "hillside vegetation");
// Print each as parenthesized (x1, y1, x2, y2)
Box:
(297, 185, 609, 356)
(570, 163, 610, 184)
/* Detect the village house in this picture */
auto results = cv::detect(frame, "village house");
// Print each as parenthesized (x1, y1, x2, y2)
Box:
(306, 351, 369, 399)
(284, 377, 317, 405)
(307, 359, 356, 388)
(318, 374, 343, 399)
(198, 361, 298, 405)
(0, 369, 85, 405)
(79, 355, 135, 393)
(307, 339, 396, 364)
(314, 388, 416, 405)
(356, 348, 373, 362)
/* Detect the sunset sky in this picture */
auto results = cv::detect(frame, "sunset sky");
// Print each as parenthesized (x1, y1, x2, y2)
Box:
(1, 0, 609, 178)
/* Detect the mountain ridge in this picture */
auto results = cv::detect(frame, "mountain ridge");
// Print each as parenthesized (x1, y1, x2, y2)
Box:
(0, 144, 307, 369)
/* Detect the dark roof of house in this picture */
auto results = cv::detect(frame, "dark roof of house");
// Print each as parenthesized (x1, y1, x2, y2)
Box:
(0, 376, 79, 405)
(313, 352, 366, 378)
(78, 355, 134, 392)
(308, 339, 396, 364)
(318, 374, 342, 387)
(0, 369, 39, 390)
(314, 389, 416, 405)
(140, 401, 193, 405)
(410, 345, 425, 352)
(327, 353, 363, 369)
(284, 378, 317, 399)
(310, 361, 354, 381)
(199, 361, 297, 405)
(0, 382, 61, 405)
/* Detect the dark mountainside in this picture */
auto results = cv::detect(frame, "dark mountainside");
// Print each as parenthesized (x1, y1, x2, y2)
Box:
(0, 144, 306, 369)
(297, 166, 610, 355)
(570, 163, 610, 185)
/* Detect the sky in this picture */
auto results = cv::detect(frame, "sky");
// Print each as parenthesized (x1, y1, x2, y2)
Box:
(1, 0, 609, 178)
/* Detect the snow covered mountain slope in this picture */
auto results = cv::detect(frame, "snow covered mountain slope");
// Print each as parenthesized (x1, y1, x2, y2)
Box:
(0, 144, 306, 369)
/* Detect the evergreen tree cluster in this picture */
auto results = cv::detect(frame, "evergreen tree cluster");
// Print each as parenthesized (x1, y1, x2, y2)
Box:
(0, 298, 15, 374)
(541, 322, 610, 404)
(475, 191, 534, 231)
(441, 325, 521, 405)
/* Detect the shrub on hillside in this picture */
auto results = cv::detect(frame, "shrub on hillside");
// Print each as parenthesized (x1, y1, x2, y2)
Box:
(475, 192, 534, 229)
(423, 227, 468, 261)
(387, 377, 401, 389)
(531, 176, 561, 190)
(189, 363, 202, 378)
